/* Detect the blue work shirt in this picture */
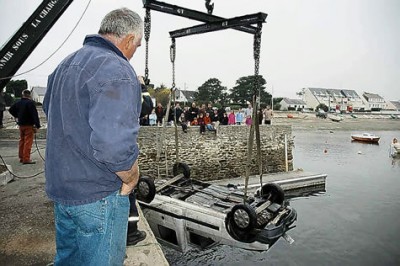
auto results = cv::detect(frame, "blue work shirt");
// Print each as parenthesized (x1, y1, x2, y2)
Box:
(43, 35, 141, 205)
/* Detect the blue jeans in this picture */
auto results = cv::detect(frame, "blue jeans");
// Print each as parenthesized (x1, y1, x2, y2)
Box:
(53, 190, 130, 266)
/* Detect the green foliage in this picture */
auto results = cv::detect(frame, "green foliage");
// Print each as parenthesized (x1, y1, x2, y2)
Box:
(153, 83, 171, 107)
(155, 83, 168, 92)
(3, 93, 15, 106)
(194, 78, 227, 105)
(5, 80, 27, 97)
(230, 75, 269, 105)
(316, 103, 328, 112)
(271, 97, 282, 110)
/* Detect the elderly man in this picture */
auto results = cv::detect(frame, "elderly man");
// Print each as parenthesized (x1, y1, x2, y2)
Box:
(43, 8, 143, 265)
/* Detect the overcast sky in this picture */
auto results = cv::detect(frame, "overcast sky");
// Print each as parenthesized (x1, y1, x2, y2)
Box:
(1, 0, 399, 100)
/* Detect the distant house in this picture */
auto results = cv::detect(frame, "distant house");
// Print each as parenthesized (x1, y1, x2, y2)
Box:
(175, 89, 196, 105)
(301, 87, 365, 112)
(279, 98, 307, 111)
(340, 89, 365, 111)
(31, 86, 46, 104)
(387, 101, 400, 111)
(362, 92, 386, 111)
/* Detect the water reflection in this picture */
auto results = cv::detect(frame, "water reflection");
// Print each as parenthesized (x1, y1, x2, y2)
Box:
(391, 156, 400, 167)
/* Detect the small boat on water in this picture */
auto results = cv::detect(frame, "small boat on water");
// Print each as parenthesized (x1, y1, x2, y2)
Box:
(351, 133, 380, 143)
(136, 163, 297, 252)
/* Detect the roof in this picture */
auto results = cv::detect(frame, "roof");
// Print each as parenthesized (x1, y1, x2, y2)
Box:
(307, 87, 343, 96)
(390, 101, 400, 109)
(31, 86, 47, 95)
(281, 98, 306, 105)
(341, 89, 361, 98)
(176, 89, 196, 101)
(363, 92, 384, 100)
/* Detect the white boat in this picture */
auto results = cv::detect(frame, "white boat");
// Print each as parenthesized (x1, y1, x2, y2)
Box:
(135, 163, 297, 252)
(329, 115, 343, 122)
(351, 133, 380, 143)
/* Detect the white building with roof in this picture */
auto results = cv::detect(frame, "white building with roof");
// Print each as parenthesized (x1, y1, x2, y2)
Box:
(362, 92, 386, 111)
(31, 86, 46, 104)
(279, 98, 307, 111)
(174, 88, 196, 105)
(301, 87, 365, 112)
(387, 101, 400, 111)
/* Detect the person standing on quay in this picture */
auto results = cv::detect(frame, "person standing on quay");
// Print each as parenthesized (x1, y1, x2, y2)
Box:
(43, 8, 143, 265)
(9, 89, 41, 164)
(264, 105, 273, 125)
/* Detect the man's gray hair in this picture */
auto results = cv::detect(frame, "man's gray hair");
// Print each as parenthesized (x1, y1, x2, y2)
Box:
(98, 8, 143, 41)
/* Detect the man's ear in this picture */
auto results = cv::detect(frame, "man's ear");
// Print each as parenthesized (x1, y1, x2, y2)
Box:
(122, 34, 133, 50)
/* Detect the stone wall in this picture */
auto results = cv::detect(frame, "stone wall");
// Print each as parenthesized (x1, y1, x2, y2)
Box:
(137, 125, 293, 180)
(0, 125, 294, 181)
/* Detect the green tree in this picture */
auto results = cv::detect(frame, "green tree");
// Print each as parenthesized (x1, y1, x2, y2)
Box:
(273, 97, 283, 111)
(153, 83, 171, 107)
(316, 103, 328, 112)
(5, 80, 27, 97)
(194, 78, 227, 105)
(229, 75, 269, 105)
(3, 93, 15, 106)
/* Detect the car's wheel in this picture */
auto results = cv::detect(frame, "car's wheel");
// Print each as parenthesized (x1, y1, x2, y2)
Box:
(225, 203, 257, 242)
(136, 176, 156, 203)
(260, 183, 284, 204)
(172, 162, 190, 179)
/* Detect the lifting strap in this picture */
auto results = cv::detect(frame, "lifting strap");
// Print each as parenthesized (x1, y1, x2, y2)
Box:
(243, 22, 263, 201)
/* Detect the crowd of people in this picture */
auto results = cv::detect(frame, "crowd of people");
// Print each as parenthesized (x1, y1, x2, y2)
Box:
(140, 102, 274, 134)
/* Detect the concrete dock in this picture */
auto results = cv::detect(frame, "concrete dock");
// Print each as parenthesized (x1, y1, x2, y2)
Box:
(211, 170, 327, 194)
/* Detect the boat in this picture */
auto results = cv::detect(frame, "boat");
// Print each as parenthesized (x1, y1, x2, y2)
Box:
(329, 115, 343, 122)
(135, 163, 297, 252)
(351, 133, 380, 143)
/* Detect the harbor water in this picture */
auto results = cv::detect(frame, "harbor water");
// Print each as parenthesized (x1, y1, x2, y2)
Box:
(163, 129, 400, 266)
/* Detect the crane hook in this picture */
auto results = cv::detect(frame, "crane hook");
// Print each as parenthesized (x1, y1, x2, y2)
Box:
(205, 0, 214, 15)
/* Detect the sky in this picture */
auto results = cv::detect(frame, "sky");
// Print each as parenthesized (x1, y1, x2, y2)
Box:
(1, 0, 399, 100)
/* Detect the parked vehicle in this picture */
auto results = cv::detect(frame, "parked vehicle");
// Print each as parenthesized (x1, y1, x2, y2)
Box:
(316, 110, 327, 119)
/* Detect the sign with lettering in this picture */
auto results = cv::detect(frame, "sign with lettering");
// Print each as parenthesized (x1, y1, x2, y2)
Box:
(0, 0, 73, 90)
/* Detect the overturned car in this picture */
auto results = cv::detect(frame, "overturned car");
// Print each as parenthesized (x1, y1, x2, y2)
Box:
(135, 163, 297, 252)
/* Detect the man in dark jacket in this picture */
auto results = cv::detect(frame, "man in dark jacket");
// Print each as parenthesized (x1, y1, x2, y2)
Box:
(9, 89, 40, 164)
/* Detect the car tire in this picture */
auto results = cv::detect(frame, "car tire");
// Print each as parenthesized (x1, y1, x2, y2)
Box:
(172, 162, 190, 179)
(136, 176, 156, 203)
(225, 203, 257, 242)
(260, 183, 285, 204)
